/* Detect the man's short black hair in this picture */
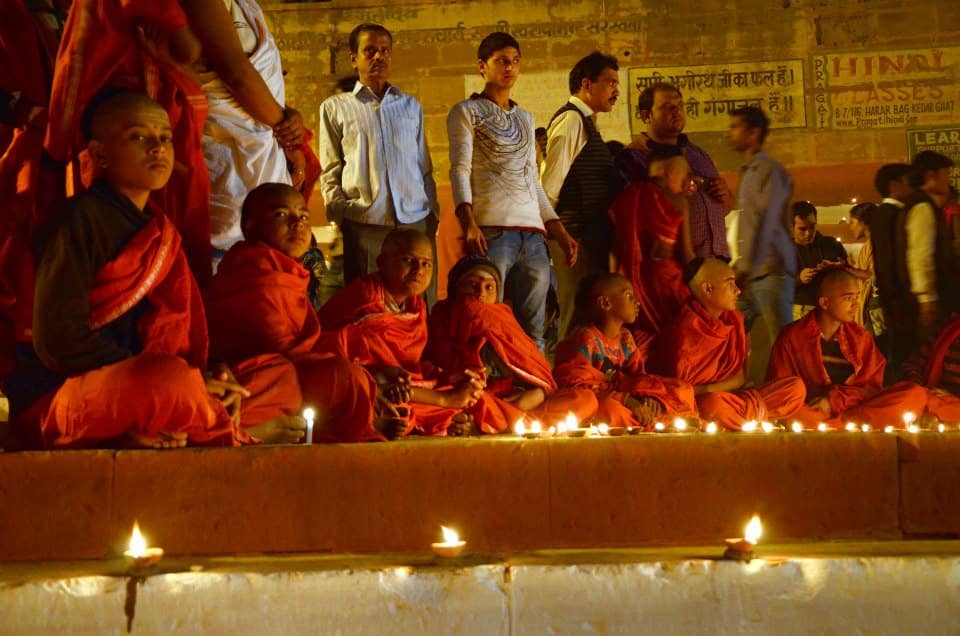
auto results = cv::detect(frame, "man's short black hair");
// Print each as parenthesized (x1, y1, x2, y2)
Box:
(348, 23, 392, 55)
(730, 105, 770, 144)
(568, 51, 618, 95)
(909, 150, 955, 188)
(873, 163, 910, 197)
(636, 82, 681, 118)
(849, 202, 877, 226)
(791, 200, 818, 221)
(478, 32, 520, 61)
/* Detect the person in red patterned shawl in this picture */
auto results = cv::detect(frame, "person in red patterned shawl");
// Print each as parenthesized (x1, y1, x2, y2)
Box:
(426, 255, 595, 434)
(26, 93, 299, 448)
(554, 272, 697, 429)
(651, 257, 806, 431)
(319, 229, 484, 438)
(768, 268, 960, 429)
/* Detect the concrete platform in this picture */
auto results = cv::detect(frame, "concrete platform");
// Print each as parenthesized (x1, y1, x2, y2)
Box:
(1, 543, 959, 635)
(0, 433, 957, 562)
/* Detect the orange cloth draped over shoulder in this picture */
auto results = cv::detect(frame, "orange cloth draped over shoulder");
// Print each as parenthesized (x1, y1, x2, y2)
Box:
(0, 0, 58, 382)
(426, 297, 592, 432)
(205, 241, 380, 442)
(40, 214, 294, 448)
(609, 181, 690, 337)
(768, 311, 960, 428)
(652, 299, 805, 430)
(320, 274, 458, 436)
(44, 0, 214, 283)
(554, 324, 697, 429)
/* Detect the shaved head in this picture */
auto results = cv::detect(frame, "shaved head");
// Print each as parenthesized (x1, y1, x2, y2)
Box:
(82, 89, 167, 141)
(380, 228, 431, 257)
(685, 257, 740, 314)
(816, 267, 856, 299)
(241, 182, 302, 227)
(686, 257, 731, 295)
(816, 267, 859, 323)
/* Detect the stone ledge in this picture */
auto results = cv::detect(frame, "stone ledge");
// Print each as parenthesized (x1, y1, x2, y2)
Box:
(0, 433, 955, 561)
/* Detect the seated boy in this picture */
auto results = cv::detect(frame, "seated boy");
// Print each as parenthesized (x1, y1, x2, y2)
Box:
(769, 268, 960, 428)
(426, 255, 593, 434)
(319, 229, 484, 438)
(27, 91, 299, 448)
(609, 151, 695, 337)
(204, 183, 388, 443)
(651, 258, 807, 430)
(554, 273, 697, 429)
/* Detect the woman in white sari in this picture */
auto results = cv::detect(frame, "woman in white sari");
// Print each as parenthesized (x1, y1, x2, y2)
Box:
(183, 0, 307, 257)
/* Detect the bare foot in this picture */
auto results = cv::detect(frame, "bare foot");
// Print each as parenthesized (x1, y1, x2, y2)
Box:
(503, 388, 546, 412)
(376, 417, 410, 440)
(446, 413, 478, 437)
(120, 430, 188, 449)
(247, 415, 306, 444)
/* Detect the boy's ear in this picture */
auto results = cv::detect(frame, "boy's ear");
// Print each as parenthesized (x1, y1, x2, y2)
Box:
(88, 139, 106, 168)
(597, 295, 612, 311)
(375, 253, 386, 270)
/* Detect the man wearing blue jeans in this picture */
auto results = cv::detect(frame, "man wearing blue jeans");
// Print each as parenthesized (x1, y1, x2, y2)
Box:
(447, 32, 577, 349)
(728, 106, 796, 374)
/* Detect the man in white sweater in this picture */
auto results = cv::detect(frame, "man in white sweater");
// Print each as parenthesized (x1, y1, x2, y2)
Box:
(447, 31, 578, 350)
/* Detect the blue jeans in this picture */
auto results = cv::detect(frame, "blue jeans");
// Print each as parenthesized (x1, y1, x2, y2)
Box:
(738, 273, 795, 345)
(482, 228, 551, 351)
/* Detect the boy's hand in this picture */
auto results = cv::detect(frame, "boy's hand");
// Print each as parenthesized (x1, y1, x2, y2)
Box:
(205, 363, 250, 425)
(368, 364, 411, 404)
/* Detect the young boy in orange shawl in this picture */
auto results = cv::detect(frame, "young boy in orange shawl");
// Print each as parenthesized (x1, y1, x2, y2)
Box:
(609, 150, 695, 337)
(553, 273, 697, 429)
(768, 268, 960, 428)
(650, 257, 806, 430)
(320, 229, 485, 438)
(426, 255, 594, 434)
(205, 182, 391, 443)
(24, 91, 300, 449)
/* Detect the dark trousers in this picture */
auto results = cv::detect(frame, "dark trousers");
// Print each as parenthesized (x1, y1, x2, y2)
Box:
(341, 216, 438, 307)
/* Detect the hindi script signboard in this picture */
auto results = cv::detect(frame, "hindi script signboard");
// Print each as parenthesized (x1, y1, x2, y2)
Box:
(812, 47, 960, 130)
(627, 60, 806, 134)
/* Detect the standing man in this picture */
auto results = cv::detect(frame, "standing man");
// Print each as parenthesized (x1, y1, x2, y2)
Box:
(318, 23, 439, 303)
(728, 106, 796, 376)
(540, 51, 620, 339)
(447, 32, 578, 351)
(617, 82, 732, 259)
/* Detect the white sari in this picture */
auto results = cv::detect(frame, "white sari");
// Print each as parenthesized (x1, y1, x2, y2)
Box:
(198, 0, 291, 252)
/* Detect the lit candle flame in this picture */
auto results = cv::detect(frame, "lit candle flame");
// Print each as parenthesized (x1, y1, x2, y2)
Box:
(938, 423, 946, 433)
(861, 424, 871, 433)
(744, 515, 763, 545)
(548, 425, 556, 436)
(845, 422, 857, 432)
(513, 420, 526, 436)
(884, 425, 895, 433)
(440, 525, 461, 544)
(597, 423, 610, 436)
(530, 420, 542, 434)
(907, 424, 920, 434)
(302, 407, 315, 421)
(705, 422, 718, 435)
(673, 417, 687, 432)
(903, 411, 916, 426)
(791, 421, 803, 433)
(128, 521, 147, 558)
(565, 412, 578, 431)
(654, 422, 665, 432)
(760, 421, 775, 434)
(742, 420, 758, 433)
(817, 422, 828, 432)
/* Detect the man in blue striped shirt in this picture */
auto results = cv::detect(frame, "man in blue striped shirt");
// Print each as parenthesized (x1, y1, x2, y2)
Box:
(318, 23, 439, 303)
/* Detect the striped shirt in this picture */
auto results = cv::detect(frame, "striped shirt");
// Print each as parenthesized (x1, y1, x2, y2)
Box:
(447, 94, 558, 230)
(318, 82, 438, 226)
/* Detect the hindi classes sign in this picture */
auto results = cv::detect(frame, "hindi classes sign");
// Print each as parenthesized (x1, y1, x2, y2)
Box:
(627, 60, 806, 134)
(812, 47, 960, 129)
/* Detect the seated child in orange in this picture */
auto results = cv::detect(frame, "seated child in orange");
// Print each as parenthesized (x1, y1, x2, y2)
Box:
(28, 92, 297, 449)
(426, 255, 594, 433)
(768, 268, 960, 428)
(319, 229, 484, 438)
(204, 183, 385, 443)
(651, 258, 806, 430)
(554, 273, 697, 429)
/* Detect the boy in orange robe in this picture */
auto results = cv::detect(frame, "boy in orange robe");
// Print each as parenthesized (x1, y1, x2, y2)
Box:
(205, 182, 387, 443)
(768, 268, 960, 428)
(320, 229, 485, 438)
(26, 91, 300, 448)
(554, 273, 697, 429)
(650, 258, 806, 430)
(426, 255, 594, 434)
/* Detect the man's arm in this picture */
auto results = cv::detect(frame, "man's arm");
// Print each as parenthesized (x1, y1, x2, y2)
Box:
(414, 102, 439, 216)
(317, 99, 350, 223)
(905, 201, 939, 326)
(539, 110, 585, 208)
(748, 161, 794, 279)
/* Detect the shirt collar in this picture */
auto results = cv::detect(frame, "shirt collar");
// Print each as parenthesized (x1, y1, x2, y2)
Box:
(740, 149, 768, 172)
(881, 197, 904, 208)
(568, 96, 595, 118)
(354, 81, 399, 102)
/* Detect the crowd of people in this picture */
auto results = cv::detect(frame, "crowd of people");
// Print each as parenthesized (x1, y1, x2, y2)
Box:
(3, 6, 960, 450)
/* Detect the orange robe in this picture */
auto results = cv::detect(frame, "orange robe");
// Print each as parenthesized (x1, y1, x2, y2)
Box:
(609, 181, 690, 337)
(44, 0, 215, 283)
(0, 0, 59, 382)
(426, 297, 593, 432)
(40, 213, 299, 448)
(651, 299, 806, 430)
(554, 324, 697, 429)
(319, 274, 459, 436)
(205, 241, 380, 443)
(768, 311, 960, 428)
